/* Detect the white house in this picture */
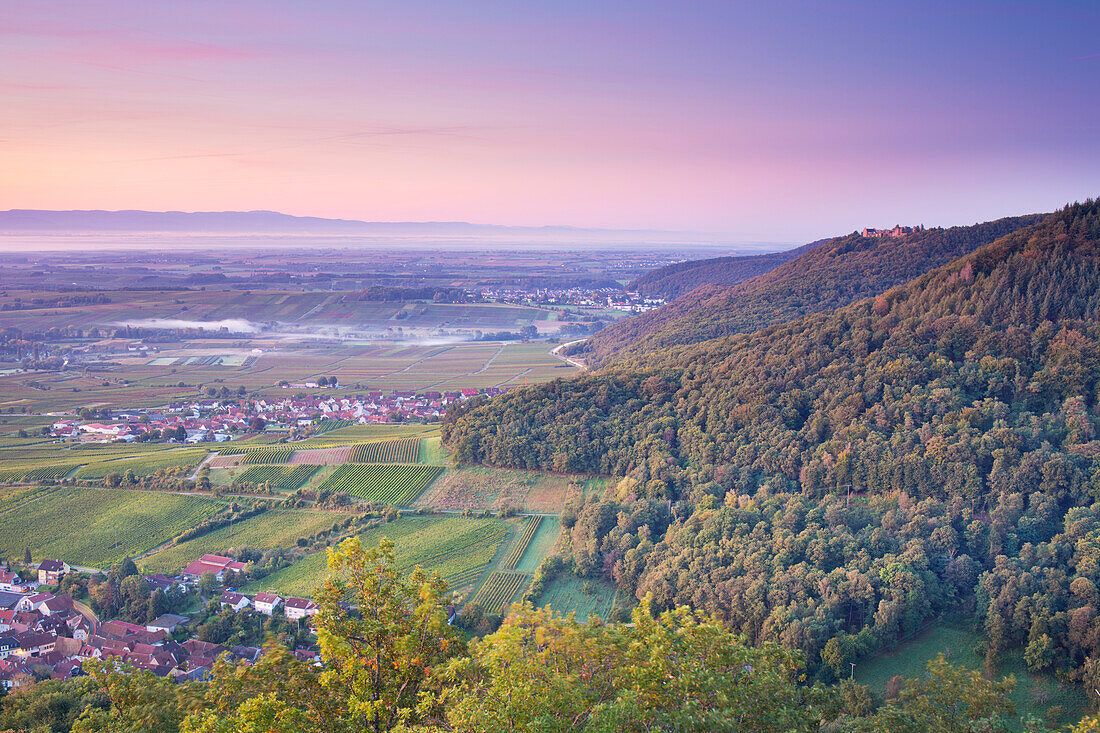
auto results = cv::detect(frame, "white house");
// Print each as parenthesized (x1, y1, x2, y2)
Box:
(16, 593, 53, 613)
(219, 592, 251, 612)
(0, 572, 24, 593)
(253, 592, 281, 616)
(283, 597, 319, 621)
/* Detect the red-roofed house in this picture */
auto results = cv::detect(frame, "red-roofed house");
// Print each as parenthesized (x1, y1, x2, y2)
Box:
(282, 597, 319, 621)
(219, 592, 250, 612)
(183, 555, 247, 582)
(16, 593, 53, 613)
(0, 571, 24, 593)
(253, 592, 281, 615)
(39, 594, 74, 617)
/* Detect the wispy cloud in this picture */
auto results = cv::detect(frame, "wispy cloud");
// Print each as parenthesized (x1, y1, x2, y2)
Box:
(119, 125, 488, 164)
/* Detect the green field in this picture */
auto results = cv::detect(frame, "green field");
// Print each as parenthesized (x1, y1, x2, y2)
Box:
(0, 485, 223, 568)
(280, 425, 439, 451)
(854, 619, 1090, 730)
(314, 463, 443, 505)
(501, 516, 542, 570)
(534, 573, 619, 621)
(74, 448, 208, 479)
(140, 509, 341, 575)
(514, 516, 560, 572)
(418, 437, 448, 465)
(245, 515, 510, 597)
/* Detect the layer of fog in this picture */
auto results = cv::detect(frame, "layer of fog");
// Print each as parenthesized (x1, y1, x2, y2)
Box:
(112, 318, 260, 332)
(109, 318, 498, 346)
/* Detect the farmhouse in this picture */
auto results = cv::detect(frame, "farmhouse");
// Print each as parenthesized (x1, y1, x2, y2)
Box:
(183, 554, 247, 582)
(37, 560, 69, 586)
(146, 614, 189, 634)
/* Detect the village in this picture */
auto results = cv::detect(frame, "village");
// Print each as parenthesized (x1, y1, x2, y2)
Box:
(0, 555, 330, 690)
(49, 387, 509, 443)
(479, 285, 664, 312)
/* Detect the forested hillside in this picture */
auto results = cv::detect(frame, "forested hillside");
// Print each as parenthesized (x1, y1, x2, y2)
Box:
(575, 213, 1044, 366)
(444, 201, 1100, 692)
(628, 238, 827, 300)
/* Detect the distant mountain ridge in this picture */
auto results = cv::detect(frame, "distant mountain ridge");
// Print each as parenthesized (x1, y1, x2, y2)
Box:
(0, 209, 691, 239)
(575, 211, 1046, 366)
(627, 238, 830, 300)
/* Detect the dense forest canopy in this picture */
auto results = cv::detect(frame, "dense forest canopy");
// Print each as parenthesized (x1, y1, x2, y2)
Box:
(444, 201, 1100, 693)
(577, 212, 1045, 367)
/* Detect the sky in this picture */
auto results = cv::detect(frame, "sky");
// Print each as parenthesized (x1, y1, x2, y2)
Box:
(2, 0, 1099, 241)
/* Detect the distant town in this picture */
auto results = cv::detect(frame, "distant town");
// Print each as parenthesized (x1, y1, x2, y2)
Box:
(50, 388, 506, 443)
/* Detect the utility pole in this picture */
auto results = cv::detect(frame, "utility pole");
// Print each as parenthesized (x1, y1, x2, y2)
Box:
(850, 662, 856, 679)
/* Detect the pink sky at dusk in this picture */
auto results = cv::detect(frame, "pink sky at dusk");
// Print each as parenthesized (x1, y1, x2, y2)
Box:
(2, 1, 1098, 241)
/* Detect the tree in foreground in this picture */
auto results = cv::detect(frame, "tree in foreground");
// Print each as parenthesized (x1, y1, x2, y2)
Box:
(446, 598, 822, 732)
(311, 536, 464, 732)
(835, 654, 1016, 733)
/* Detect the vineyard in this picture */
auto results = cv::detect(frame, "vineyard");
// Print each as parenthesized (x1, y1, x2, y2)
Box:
(232, 464, 320, 490)
(22, 465, 79, 481)
(0, 486, 223, 568)
(347, 438, 421, 463)
(501, 515, 542, 570)
(74, 449, 208, 480)
(470, 571, 529, 615)
(247, 516, 509, 597)
(315, 464, 443, 505)
(313, 419, 356, 434)
(242, 448, 295, 465)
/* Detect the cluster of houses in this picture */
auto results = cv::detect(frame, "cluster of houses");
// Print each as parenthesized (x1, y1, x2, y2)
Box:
(185, 554, 320, 621)
(50, 387, 510, 443)
(0, 556, 320, 690)
(480, 286, 664, 312)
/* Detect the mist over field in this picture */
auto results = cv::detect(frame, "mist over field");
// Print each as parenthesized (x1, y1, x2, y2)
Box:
(111, 318, 261, 333)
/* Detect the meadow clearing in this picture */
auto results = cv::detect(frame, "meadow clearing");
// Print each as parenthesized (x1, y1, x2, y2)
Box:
(854, 617, 1090, 731)
(414, 466, 577, 513)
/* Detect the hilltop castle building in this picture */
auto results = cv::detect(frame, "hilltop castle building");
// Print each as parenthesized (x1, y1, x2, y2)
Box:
(860, 224, 925, 238)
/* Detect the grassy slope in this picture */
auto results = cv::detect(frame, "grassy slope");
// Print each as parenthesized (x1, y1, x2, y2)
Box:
(0, 486, 222, 568)
(140, 509, 340, 575)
